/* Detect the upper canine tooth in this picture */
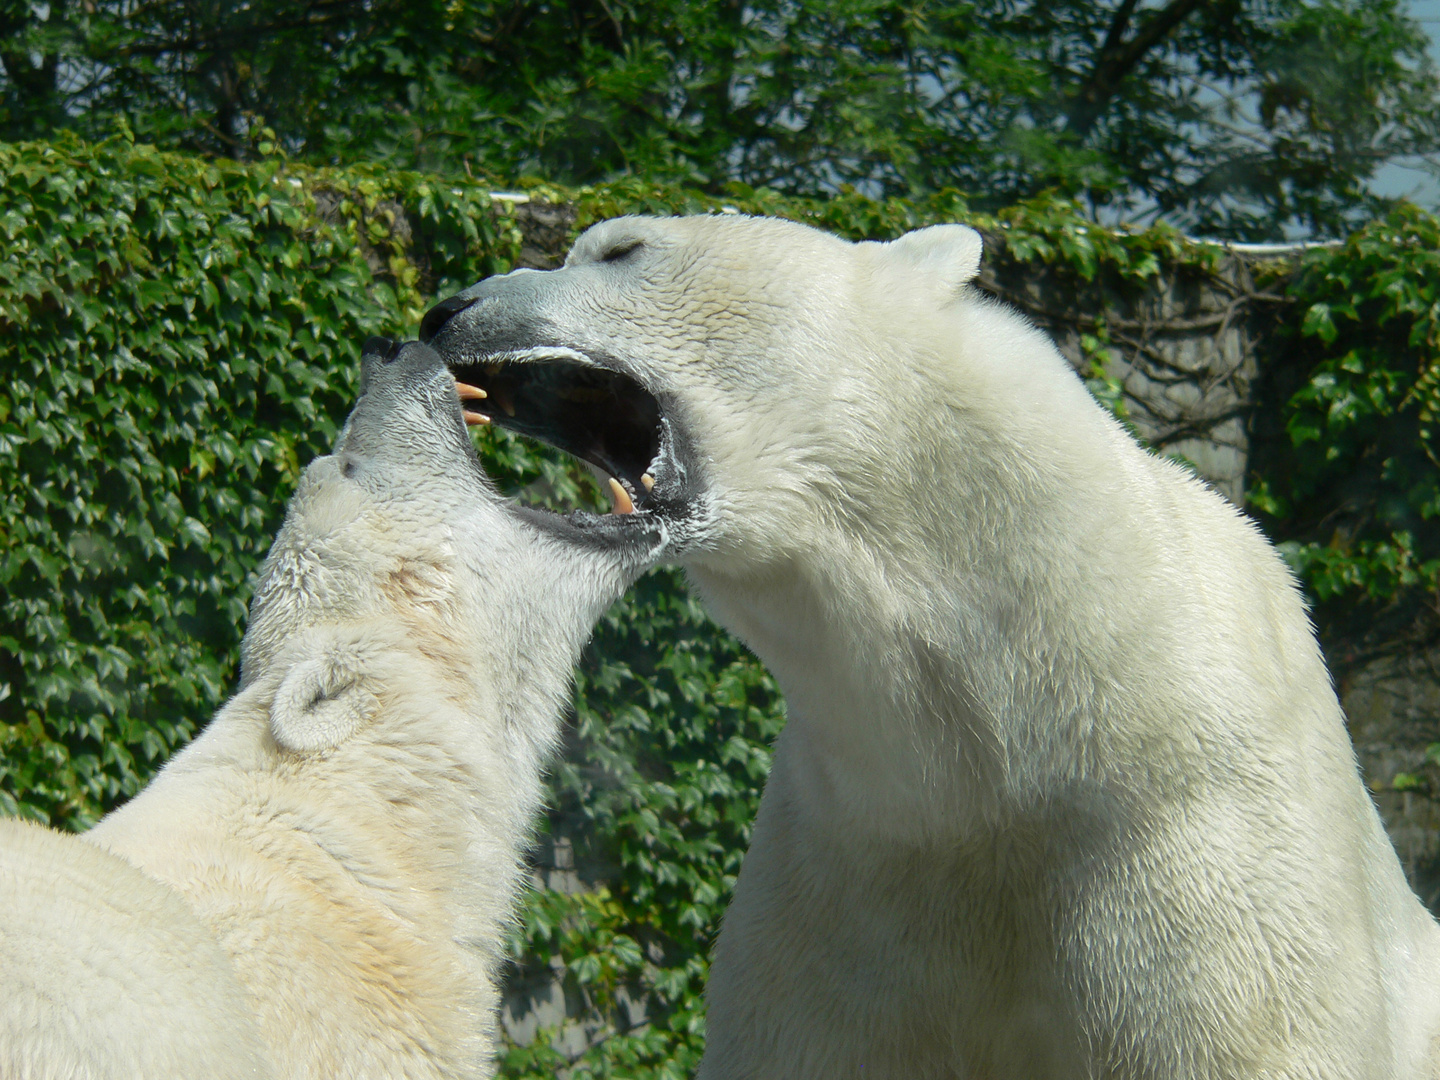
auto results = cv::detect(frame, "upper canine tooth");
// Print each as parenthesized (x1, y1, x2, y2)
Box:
(641, 473, 655, 492)
(607, 477, 636, 515)
(454, 380, 488, 401)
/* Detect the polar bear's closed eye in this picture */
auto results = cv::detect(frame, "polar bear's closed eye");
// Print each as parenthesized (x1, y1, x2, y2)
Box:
(269, 633, 380, 753)
(600, 237, 645, 263)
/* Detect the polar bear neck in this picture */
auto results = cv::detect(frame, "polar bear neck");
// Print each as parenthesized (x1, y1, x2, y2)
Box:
(86, 552, 606, 1077)
(686, 296, 1334, 845)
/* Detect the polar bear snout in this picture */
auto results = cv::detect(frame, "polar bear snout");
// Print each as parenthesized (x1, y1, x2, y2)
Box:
(354, 337, 458, 406)
(419, 295, 478, 343)
(361, 334, 404, 363)
(422, 275, 718, 557)
(324, 338, 500, 511)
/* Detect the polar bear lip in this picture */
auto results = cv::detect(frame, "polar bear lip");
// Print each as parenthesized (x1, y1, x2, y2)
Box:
(448, 350, 683, 522)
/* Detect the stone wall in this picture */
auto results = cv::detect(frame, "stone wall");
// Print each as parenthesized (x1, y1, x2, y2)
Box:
(1339, 649, 1440, 907)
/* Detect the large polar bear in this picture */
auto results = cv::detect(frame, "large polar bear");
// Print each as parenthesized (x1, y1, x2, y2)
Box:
(0, 339, 659, 1079)
(422, 215, 1440, 1079)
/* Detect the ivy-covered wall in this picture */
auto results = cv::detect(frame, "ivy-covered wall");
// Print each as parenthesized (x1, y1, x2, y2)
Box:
(4, 133, 1440, 1076)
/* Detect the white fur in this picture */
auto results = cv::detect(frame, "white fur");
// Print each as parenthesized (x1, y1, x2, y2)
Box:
(442, 215, 1440, 1078)
(0, 818, 271, 1079)
(0, 347, 646, 1079)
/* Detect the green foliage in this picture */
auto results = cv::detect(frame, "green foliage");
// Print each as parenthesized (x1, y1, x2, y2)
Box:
(3, 1, 1439, 238)
(0, 131, 519, 826)
(502, 570, 785, 1075)
(1392, 742, 1440, 794)
(1249, 205, 1440, 647)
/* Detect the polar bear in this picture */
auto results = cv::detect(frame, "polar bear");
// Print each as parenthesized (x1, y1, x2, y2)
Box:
(422, 215, 1440, 1079)
(0, 339, 659, 1079)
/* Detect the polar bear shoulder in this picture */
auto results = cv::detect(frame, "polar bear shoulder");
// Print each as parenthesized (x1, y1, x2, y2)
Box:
(0, 816, 271, 1079)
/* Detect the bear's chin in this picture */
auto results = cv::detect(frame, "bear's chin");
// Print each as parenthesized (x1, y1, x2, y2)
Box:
(449, 347, 706, 553)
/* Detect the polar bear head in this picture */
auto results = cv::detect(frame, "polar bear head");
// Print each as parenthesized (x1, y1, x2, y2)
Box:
(416, 214, 1064, 582)
(239, 338, 659, 756)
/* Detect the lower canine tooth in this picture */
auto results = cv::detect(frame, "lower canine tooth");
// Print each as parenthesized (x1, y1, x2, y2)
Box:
(464, 411, 491, 425)
(607, 477, 636, 515)
(641, 473, 655, 491)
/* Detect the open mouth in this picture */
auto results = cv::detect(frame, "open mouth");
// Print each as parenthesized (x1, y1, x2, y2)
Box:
(448, 351, 682, 520)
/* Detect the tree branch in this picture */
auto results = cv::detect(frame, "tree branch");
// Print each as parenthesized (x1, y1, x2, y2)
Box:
(95, 2, 365, 62)
(1097, 0, 1141, 61)
(1066, 0, 1209, 140)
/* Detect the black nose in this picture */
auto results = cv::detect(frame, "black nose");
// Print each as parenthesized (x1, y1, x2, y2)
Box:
(362, 336, 403, 363)
(420, 295, 478, 343)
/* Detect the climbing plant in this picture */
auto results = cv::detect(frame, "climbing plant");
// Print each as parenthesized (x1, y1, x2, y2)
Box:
(0, 132, 515, 825)
(1249, 205, 1440, 635)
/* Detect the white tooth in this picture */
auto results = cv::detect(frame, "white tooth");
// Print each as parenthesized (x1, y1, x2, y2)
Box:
(641, 473, 655, 491)
(608, 477, 635, 515)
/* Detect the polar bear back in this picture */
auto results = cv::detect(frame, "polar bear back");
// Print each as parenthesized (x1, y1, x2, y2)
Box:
(0, 817, 271, 1080)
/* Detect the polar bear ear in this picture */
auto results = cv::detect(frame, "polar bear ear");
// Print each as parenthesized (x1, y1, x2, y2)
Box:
(269, 645, 379, 754)
(885, 224, 984, 293)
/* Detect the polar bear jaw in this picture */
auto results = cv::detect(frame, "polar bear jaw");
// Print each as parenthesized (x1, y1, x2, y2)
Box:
(418, 333, 707, 555)
(238, 339, 485, 691)
(420, 214, 1001, 573)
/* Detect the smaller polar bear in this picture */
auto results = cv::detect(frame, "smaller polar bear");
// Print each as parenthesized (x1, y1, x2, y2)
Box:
(422, 215, 1440, 1079)
(0, 339, 659, 1079)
